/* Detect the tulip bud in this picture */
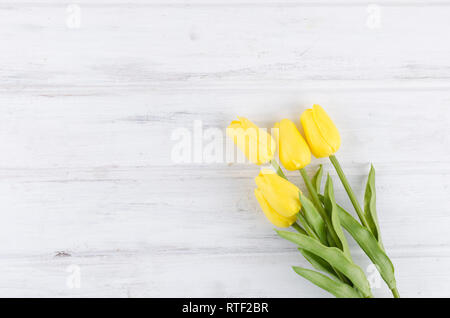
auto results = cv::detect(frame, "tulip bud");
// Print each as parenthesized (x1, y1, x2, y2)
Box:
(300, 105, 341, 158)
(274, 119, 311, 171)
(254, 169, 301, 218)
(254, 188, 297, 228)
(227, 117, 276, 165)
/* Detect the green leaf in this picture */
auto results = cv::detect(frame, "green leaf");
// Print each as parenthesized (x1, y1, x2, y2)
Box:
(297, 212, 320, 240)
(298, 248, 339, 281)
(311, 165, 324, 193)
(364, 165, 383, 248)
(338, 205, 397, 290)
(292, 267, 362, 298)
(323, 175, 352, 260)
(277, 230, 372, 298)
(326, 232, 336, 248)
(299, 193, 328, 245)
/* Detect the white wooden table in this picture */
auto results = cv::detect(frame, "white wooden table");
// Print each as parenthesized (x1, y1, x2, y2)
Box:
(1, 0, 449, 298)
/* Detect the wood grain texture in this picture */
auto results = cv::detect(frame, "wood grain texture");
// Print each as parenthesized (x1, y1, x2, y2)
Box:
(1, 0, 450, 297)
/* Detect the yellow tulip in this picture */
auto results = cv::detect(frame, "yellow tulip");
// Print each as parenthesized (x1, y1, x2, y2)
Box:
(300, 105, 341, 158)
(274, 119, 311, 171)
(254, 188, 297, 228)
(254, 169, 301, 218)
(227, 117, 276, 165)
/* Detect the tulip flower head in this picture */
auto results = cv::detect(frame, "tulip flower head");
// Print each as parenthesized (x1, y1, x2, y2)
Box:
(227, 117, 276, 165)
(274, 119, 311, 171)
(300, 105, 341, 158)
(254, 169, 301, 228)
(254, 188, 297, 228)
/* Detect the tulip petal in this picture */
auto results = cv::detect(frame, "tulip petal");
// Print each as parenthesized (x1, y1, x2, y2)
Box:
(227, 117, 276, 165)
(254, 189, 296, 228)
(312, 105, 341, 153)
(301, 109, 334, 158)
(254, 170, 301, 217)
(276, 119, 311, 171)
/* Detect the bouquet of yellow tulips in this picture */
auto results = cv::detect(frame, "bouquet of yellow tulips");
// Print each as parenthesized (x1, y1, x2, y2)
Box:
(227, 105, 399, 298)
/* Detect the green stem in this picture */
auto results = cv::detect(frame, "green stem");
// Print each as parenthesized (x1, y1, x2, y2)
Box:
(270, 160, 287, 179)
(329, 155, 371, 230)
(299, 168, 342, 250)
(391, 287, 400, 298)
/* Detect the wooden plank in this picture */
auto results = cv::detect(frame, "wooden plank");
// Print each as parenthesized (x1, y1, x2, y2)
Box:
(1, 4, 450, 88)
